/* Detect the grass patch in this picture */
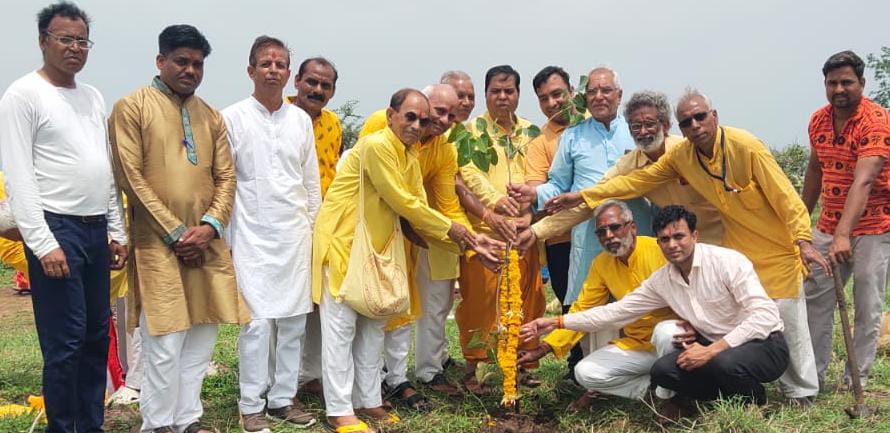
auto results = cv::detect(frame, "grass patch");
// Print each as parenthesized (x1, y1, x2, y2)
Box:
(0, 273, 888, 432)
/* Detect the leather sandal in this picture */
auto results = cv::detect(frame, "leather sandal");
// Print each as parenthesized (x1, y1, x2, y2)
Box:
(383, 381, 429, 410)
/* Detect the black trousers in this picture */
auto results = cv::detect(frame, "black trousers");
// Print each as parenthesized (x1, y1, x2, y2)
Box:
(650, 331, 790, 405)
(545, 242, 583, 371)
(26, 212, 110, 433)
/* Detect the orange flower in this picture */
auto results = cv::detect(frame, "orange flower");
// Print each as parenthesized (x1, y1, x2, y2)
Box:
(497, 249, 522, 405)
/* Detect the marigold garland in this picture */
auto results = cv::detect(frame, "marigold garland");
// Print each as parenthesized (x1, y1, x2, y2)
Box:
(496, 248, 522, 406)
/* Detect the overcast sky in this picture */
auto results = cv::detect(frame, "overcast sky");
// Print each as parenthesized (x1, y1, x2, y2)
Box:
(2, 0, 888, 148)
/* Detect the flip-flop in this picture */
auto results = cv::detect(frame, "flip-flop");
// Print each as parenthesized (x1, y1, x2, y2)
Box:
(322, 420, 373, 433)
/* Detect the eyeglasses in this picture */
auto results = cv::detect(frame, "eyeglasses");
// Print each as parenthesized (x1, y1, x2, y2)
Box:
(44, 31, 94, 49)
(677, 111, 710, 129)
(629, 120, 660, 133)
(594, 221, 631, 237)
(404, 112, 431, 128)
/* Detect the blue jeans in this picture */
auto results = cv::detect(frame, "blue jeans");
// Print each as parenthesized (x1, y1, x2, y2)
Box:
(25, 212, 111, 433)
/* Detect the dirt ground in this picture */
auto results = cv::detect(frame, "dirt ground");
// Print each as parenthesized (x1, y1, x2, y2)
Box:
(0, 286, 33, 321)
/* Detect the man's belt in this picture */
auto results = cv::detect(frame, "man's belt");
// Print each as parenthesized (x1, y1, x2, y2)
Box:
(44, 211, 106, 224)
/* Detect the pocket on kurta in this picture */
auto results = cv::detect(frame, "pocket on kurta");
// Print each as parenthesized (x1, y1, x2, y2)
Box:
(736, 182, 765, 210)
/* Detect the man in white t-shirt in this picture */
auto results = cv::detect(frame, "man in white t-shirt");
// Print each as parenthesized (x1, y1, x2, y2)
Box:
(0, 3, 128, 432)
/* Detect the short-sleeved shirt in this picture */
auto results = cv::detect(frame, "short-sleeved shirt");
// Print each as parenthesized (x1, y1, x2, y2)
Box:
(808, 97, 890, 236)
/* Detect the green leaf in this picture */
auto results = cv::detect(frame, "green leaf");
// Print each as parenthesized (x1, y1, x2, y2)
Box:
(480, 133, 491, 150)
(475, 117, 488, 134)
(467, 332, 487, 350)
(573, 94, 587, 112)
(447, 123, 466, 142)
(471, 151, 490, 172)
(457, 148, 471, 167)
(578, 74, 589, 92)
(524, 125, 541, 139)
(488, 146, 499, 166)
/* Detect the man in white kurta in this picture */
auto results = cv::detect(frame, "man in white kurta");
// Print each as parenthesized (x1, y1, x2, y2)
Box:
(223, 37, 321, 432)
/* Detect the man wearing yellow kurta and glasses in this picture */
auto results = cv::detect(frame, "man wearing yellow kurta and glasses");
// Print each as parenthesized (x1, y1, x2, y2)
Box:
(523, 88, 830, 407)
(518, 200, 677, 409)
(314, 88, 501, 433)
(358, 84, 504, 407)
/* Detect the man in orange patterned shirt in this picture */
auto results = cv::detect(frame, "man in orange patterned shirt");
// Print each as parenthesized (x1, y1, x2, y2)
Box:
(289, 57, 342, 197)
(802, 50, 890, 390)
(288, 56, 342, 398)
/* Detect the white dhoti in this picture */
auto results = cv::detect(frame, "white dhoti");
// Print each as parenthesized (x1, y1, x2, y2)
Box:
(238, 314, 307, 413)
(775, 285, 819, 398)
(651, 320, 683, 400)
(573, 344, 656, 399)
(383, 325, 412, 387)
(320, 282, 386, 416)
(125, 326, 144, 390)
(299, 309, 323, 384)
(383, 249, 455, 384)
(139, 314, 218, 433)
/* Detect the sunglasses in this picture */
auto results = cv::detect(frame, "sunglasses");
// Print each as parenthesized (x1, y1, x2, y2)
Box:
(677, 111, 711, 129)
(404, 112, 431, 128)
(594, 221, 631, 237)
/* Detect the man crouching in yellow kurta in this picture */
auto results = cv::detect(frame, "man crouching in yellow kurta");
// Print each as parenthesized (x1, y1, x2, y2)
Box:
(108, 25, 249, 433)
(312, 88, 487, 433)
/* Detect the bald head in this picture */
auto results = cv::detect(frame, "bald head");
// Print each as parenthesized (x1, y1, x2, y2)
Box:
(441, 71, 476, 122)
(387, 88, 430, 146)
(421, 84, 459, 139)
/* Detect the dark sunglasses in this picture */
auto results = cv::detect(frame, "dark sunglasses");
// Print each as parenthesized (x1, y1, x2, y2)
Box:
(677, 111, 710, 129)
(404, 112, 431, 128)
(594, 221, 631, 237)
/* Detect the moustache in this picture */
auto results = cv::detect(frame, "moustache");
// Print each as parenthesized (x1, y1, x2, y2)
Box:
(307, 93, 324, 102)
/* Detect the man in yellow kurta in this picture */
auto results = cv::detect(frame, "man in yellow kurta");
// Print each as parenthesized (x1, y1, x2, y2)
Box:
(532, 89, 829, 404)
(313, 89, 476, 432)
(456, 65, 546, 392)
(286, 56, 342, 396)
(108, 26, 249, 433)
(359, 84, 494, 404)
(518, 200, 676, 406)
(527, 90, 724, 247)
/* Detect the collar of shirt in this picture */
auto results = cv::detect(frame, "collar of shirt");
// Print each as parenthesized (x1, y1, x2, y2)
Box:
(248, 95, 288, 119)
(381, 126, 417, 159)
(543, 119, 569, 136)
(479, 111, 530, 139)
(667, 242, 703, 287)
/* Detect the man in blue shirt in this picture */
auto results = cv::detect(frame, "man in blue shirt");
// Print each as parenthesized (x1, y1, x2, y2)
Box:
(510, 67, 654, 309)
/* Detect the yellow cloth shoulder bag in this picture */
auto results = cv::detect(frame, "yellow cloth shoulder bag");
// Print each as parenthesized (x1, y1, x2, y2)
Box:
(337, 149, 410, 319)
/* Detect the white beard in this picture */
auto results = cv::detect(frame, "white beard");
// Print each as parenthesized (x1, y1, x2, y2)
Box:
(635, 129, 665, 154)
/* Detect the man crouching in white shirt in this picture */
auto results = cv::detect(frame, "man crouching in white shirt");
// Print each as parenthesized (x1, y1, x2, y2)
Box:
(521, 205, 789, 423)
(223, 36, 320, 432)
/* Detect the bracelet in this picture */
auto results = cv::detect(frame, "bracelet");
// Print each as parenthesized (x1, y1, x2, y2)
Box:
(556, 315, 564, 329)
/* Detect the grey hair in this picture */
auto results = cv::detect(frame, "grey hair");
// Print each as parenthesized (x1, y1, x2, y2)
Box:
(422, 83, 456, 98)
(593, 199, 633, 222)
(675, 87, 713, 119)
(623, 90, 672, 125)
(440, 70, 472, 85)
(589, 65, 621, 90)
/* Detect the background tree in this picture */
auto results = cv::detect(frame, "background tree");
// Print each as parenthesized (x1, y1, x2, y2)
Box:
(771, 142, 809, 193)
(334, 100, 364, 150)
(867, 46, 890, 108)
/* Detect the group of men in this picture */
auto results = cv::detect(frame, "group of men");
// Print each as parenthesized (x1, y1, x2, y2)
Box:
(1, 3, 888, 433)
